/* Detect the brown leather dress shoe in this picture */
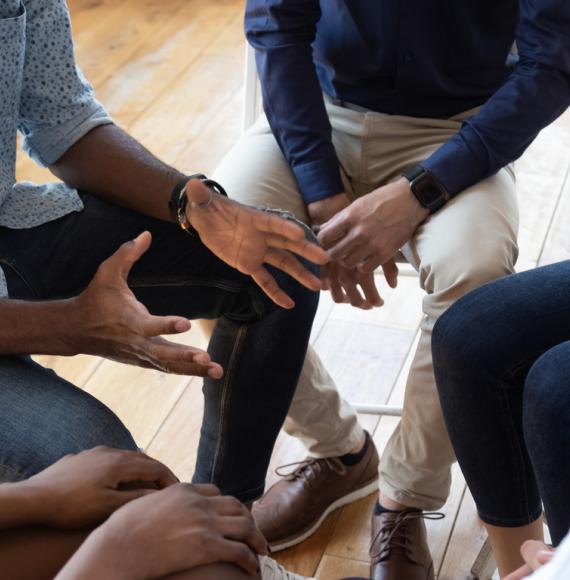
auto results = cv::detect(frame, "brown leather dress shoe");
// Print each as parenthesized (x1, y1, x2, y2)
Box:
(252, 434, 379, 551)
(369, 509, 444, 580)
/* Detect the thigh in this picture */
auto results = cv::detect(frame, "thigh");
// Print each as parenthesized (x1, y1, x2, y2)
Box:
(407, 167, 519, 319)
(0, 194, 273, 321)
(434, 260, 570, 383)
(212, 116, 311, 223)
(0, 356, 137, 480)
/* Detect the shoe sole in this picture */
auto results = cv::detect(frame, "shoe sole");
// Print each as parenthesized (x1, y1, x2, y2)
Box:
(268, 476, 379, 552)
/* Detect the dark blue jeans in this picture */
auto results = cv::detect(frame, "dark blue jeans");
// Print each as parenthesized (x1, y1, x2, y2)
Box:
(433, 261, 570, 546)
(0, 194, 319, 503)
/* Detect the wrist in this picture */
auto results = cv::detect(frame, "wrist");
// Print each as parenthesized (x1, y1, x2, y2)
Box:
(307, 192, 350, 225)
(60, 523, 138, 580)
(394, 177, 430, 225)
(0, 482, 48, 528)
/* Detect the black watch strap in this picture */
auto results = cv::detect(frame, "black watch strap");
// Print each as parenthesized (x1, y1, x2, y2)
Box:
(168, 174, 228, 236)
(403, 165, 449, 214)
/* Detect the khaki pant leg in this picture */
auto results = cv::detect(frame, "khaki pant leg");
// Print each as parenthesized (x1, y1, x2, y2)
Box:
(379, 168, 519, 509)
(212, 116, 364, 457)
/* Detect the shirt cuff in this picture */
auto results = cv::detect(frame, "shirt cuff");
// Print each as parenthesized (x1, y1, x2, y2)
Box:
(23, 100, 114, 167)
(422, 124, 491, 198)
(292, 156, 345, 204)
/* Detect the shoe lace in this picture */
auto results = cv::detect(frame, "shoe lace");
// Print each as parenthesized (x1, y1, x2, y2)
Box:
(370, 510, 445, 562)
(275, 457, 347, 483)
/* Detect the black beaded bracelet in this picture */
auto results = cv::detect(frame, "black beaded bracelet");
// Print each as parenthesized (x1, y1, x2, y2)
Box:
(168, 174, 227, 236)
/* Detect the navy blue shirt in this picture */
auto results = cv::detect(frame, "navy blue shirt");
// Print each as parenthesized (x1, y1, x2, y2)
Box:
(245, 0, 570, 204)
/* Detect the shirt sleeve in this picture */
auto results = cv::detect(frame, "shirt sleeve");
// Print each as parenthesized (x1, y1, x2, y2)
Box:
(423, 0, 570, 197)
(245, 0, 345, 204)
(17, 0, 113, 167)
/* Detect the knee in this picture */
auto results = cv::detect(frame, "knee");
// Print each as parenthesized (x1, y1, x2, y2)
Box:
(524, 343, 570, 435)
(422, 230, 518, 301)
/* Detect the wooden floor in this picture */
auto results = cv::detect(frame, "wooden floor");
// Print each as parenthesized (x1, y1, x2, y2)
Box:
(18, 1, 570, 578)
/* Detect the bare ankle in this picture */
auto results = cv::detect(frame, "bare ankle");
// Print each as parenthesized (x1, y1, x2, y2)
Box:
(378, 492, 410, 511)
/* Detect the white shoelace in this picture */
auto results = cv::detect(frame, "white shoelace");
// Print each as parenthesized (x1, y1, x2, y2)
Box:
(259, 556, 317, 580)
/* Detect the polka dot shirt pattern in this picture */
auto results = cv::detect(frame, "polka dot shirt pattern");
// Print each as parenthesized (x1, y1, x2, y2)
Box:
(0, 0, 112, 296)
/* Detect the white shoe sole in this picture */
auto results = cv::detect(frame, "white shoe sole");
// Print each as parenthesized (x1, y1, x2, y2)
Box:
(268, 477, 379, 552)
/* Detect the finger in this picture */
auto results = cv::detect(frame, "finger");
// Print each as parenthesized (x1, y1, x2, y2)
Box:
(143, 337, 223, 378)
(115, 455, 180, 489)
(263, 234, 329, 266)
(341, 246, 371, 270)
(342, 279, 370, 309)
(191, 484, 223, 497)
(326, 264, 348, 303)
(358, 273, 384, 307)
(264, 249, 322, 291)
(251, 266, 295, 309)
(382, 259, 399, 288)
(358, 254, 383, 274)
(112, 449, 180, 487)
(141, 314, 192, 337)
(503, 563, 533, 580)
(100, 231, 153, 282)
(521, 540, 555, 571)
(255, 211, 305, 242)
(326, 234, 362, 262)
(317, 216, 349, 249)
(217, 539, 261, 575)
(216, 516, 268, 556)
(210, 495, 250, 518)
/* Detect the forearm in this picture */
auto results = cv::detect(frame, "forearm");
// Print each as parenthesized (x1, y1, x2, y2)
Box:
(50, 124, 185, 222)
(245, 0, 344, 204)
(0, 526, 89, 580)
(0, 298, 77, 356)
(55, 526, 133, 580)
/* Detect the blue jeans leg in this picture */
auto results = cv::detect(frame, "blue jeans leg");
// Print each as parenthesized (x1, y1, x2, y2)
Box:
(0, 356, 138, 482)
(0, 194, 319, 501)
(524, 341, 570, 545)
(433, 260, 570, 541)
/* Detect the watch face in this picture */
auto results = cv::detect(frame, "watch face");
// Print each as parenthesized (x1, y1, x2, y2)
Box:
(413, 173, 446, 210)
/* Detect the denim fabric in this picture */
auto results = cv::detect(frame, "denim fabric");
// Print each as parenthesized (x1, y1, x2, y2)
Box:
(433, 261, 570, 545)
(0, 194, 319, 503)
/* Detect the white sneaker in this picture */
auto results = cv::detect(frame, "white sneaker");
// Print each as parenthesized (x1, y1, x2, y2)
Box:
(259, 556, 317, 580)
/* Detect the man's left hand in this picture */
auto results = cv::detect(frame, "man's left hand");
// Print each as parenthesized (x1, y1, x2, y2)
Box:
(186, 181, 329, 309)
(317, 178, 429, 272)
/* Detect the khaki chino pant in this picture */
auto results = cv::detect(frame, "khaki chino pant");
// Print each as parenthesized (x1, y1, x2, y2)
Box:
(213, 99, 519, 510)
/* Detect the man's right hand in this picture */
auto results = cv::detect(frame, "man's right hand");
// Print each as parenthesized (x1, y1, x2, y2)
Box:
(308, 193, 398, 309)
(67, 231, 224, 378)
(57, 484, 267, 580)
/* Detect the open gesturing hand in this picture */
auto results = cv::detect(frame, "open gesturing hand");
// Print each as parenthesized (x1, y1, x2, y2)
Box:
(186, 181, 329, 309)
(69, 231, 223, 378)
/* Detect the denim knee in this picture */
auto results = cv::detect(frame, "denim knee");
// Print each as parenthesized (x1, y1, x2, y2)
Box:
(524, 341, 570, 441)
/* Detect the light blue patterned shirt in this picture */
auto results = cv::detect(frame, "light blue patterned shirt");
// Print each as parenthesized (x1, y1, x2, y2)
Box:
(0, 0, 112, 296)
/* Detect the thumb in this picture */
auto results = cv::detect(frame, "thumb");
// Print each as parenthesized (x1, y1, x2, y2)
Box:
(103, 231, 152, 282)
(185, 180, 213, 207)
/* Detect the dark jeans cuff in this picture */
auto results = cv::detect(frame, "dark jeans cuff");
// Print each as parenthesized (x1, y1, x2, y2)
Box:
(478, 507, 543, 528)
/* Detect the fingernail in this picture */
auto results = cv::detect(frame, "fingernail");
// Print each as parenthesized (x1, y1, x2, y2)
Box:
(208, 367, 223, 379)
(194, 354, 210, 364)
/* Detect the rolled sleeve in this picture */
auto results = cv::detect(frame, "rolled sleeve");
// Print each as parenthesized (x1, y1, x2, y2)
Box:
(17, 0, 114, 167)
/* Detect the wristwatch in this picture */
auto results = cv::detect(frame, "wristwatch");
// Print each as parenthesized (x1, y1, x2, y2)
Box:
(169, 174, 228, 236)
(402, 165, 449, 214)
